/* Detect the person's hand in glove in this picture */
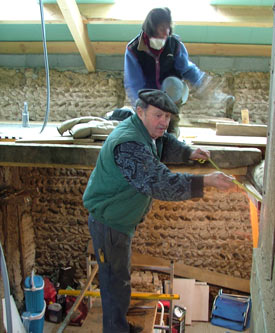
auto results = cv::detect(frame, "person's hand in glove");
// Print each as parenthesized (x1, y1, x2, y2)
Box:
(193, 74, 223, 100)
(193, 74, 213, 99)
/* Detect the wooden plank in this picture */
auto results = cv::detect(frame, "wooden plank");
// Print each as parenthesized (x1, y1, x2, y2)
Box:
(169, 165, 247, 176)
(5, 202, 24, 303)
(179, 116, 236, 127)
(57, 0, 96, 72)
(15, 137, 103, 144)
(17, 209, 36, 279)
(0, 162, 95, 169)
(185, 43, 271, 57)
(0, 42, 80, 54)
(192, 135, 267, 147)
(0, 41, 271, 57)
(216, 123, 267, 137)
(131, 252, 250, 293)
(173, 278, 196, 325)
(15, 137, 94, 144)
(192, 282, 209, 322)
(164, 278, 210, 325)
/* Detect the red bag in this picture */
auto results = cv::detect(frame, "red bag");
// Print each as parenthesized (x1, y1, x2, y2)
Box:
(65, 296, 88, 326)
(44, 277, 57, 305)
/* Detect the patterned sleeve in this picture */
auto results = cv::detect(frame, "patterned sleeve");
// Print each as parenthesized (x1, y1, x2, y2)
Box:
(114, 141, 203, 201)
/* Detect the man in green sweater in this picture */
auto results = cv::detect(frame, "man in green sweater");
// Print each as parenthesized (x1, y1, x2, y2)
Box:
(83, 89, 234, 333)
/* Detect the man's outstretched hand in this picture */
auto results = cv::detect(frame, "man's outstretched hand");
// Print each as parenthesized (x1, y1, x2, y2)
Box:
(203, 171, 235, 190)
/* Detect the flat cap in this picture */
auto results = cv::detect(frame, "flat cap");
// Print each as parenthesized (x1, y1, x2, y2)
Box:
(138, 89, 178, 115)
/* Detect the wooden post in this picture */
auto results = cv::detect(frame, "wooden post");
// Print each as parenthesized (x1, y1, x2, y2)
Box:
(241, 108, 250, 124)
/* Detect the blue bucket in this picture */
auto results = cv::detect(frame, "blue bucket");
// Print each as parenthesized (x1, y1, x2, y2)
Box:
(24, 271, 44, 313)
(22, 301, 46, 333)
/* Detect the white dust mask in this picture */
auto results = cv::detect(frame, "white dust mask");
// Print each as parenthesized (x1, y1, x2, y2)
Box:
(149, 37, 166, 50)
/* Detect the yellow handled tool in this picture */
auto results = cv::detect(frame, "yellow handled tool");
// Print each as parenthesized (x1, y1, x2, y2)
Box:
(58, 289, 180, 300)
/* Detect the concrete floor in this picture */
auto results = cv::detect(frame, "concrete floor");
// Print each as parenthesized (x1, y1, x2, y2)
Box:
(44, 320, 250, 333)
(43, 298, 250, 333)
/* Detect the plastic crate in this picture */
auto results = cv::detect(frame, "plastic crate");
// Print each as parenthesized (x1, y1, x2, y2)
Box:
(22, 301, 46, 333)
(24, 272, 44, 313)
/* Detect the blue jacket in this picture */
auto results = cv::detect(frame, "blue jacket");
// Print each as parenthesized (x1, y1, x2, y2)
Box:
(124, 33, 205, 105)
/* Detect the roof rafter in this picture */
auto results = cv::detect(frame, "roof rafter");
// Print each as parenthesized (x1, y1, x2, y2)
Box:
(57, 0, 95, 72)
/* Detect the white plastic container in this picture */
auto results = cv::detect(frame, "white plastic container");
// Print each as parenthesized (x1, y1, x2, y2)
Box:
(47, 302, 62, 323)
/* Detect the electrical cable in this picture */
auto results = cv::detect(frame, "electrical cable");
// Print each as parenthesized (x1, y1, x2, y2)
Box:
(39, 0, 50, 133)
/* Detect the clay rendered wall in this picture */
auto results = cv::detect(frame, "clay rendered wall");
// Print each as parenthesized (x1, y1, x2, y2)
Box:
(134, 191, 252, 280)
(0, 67, 270, 125)
(0, 165, 252, 308)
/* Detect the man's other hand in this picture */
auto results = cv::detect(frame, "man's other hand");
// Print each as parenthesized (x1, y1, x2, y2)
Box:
(190, 147, 210, 161)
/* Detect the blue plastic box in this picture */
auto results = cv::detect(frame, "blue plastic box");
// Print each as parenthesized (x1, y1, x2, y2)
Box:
(24, 273, 44, 313)
(22, 301, 46, 333)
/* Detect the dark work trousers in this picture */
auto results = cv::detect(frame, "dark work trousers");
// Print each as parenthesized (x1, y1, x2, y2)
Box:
(88, 214, 132, 333)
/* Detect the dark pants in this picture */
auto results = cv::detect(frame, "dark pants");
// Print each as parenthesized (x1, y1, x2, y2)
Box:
(88, 215, 132, 333)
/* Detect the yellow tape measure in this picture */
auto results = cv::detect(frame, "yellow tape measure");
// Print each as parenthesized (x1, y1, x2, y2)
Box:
(198, 158, 262, 202)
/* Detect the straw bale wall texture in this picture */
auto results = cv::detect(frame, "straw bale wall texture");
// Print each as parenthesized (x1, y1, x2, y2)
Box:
(0, 68, 270, 124)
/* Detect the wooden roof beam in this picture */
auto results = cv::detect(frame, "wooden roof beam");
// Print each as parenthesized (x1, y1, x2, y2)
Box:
(56, 0, 95, 72)
(0, 41, 271, 57)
